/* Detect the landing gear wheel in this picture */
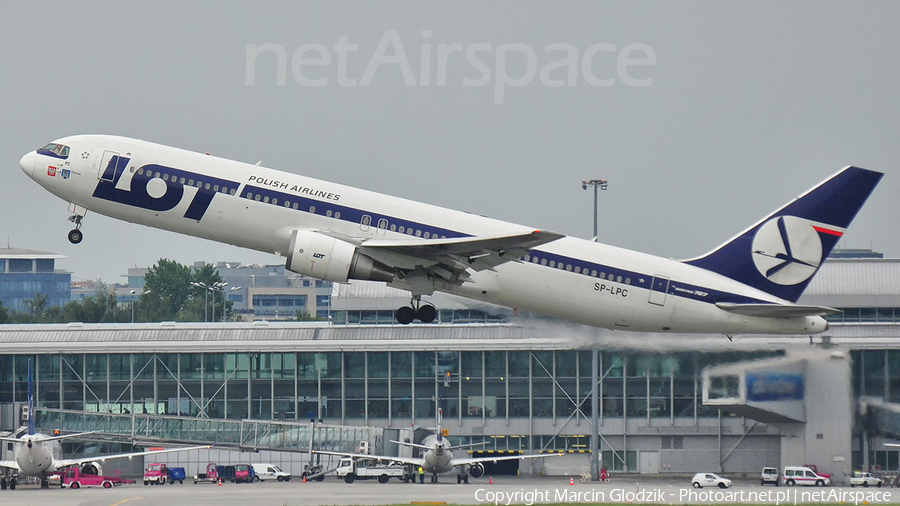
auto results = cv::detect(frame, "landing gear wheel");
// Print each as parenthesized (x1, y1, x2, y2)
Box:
(416, 304, 436, 323)
(396, 306, 416, 325)
(68, 229, 83, 244)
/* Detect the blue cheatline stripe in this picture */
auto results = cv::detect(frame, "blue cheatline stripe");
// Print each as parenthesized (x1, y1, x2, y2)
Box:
(121, 165, 767, 309)
(523, 251, 770, 306)
(240, 183, 767, 307)
(241, 184, 471, 240)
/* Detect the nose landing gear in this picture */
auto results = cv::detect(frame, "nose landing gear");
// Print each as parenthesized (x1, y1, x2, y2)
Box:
(396, 296, 436, 324)
(67, 213, 84, 244)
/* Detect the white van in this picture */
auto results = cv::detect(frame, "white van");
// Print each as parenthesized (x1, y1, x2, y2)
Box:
(250, 463, 292, 482)
(783, 466, 830, 487)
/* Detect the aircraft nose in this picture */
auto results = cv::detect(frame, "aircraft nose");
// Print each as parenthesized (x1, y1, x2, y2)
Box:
(20, 150, 37, 178)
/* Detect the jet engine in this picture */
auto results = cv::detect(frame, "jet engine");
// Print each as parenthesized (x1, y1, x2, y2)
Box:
(286, 230, 394, 283)
(468, 462, 485, 478)
(80, 462, 103, 475)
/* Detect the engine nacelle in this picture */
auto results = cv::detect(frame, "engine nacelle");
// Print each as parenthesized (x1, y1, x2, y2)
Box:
(80, 462, 102, 476)
(286, 230, 394, 283)
(468, 462, 485, 478)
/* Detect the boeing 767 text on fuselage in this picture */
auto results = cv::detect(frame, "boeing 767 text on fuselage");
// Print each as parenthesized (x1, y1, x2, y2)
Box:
(19, 135, 882, 334)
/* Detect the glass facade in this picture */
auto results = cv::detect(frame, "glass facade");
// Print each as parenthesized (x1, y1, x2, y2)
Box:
(1, 349, 783, 429)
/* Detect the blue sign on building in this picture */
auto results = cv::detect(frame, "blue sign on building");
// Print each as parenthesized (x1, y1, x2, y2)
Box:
(745, 373, 804, 401)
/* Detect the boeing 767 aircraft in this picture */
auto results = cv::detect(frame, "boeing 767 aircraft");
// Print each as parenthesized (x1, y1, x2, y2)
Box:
(19, 135, 882, 334)
(0, 360, 207, 489)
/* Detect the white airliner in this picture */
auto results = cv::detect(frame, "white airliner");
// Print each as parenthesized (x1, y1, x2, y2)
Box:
(19, 135, 882, 334)
(0, 360, 207, 487)
(315, 408, 559, 483)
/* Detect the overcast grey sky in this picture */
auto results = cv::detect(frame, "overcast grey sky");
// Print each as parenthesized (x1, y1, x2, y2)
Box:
(2, 1, 898, 284)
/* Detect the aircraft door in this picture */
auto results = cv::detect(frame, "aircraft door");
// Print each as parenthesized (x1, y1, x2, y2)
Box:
(376, 218, 388, 236)
(648, 276, 669, 306)
(360, 214, 372, 232)
(98, 150, 121, 181)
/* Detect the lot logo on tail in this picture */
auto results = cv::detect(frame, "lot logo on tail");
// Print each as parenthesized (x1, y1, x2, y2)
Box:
(751, 216, 833, 285)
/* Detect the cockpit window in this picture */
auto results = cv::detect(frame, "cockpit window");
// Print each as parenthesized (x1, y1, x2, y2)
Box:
(38, 143, 70, 159)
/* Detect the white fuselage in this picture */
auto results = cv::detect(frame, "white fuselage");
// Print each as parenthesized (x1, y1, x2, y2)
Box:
(12, 435, 61, 475)
(20, 134, 825, 334)
(419, 436, 454, 474)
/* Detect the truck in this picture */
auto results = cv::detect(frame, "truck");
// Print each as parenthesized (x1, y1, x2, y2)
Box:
(193, 462, 220, 484)
(62, 466, 134, 489)
(851, 472, 884, 487)
(335, 457, 410, 484)
(144, 463, 168, 485)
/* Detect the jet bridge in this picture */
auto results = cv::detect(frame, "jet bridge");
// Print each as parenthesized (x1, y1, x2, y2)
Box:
(34, 408, 372, 453)
(859, 396, 900, 440)
(702, 348, 854, 484)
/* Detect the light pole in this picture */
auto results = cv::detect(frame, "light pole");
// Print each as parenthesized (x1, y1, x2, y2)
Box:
(130, 290, 136, 323)
(190, 282, 210, 322)
(209, 282, 241, 322)
(581, 179, 608, 241)
(582, 178, 607, 482)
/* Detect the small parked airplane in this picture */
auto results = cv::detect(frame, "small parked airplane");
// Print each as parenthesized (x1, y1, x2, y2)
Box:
(0, 360, 207, 488)
(20, 135, 882, 334)
(314, 408, 560, 483)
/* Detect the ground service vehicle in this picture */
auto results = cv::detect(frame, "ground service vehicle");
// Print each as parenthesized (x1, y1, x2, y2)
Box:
(251, 463, 291, 482)
(761, 467, 779, 486)
(336, 457, 409, 483)
(783, 466, 830, 486)
(167, 467, 186, 484)
(231, 464, 254, 483)
(851, 472, 884, 487)
(62, 466, 134, 489)
(691, 472, 733, 489)
(144, 463, 168, 485)
(194, 462, 220, 484)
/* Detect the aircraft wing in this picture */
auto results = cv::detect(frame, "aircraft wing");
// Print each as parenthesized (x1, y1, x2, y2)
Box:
(451, 452, 564, 467)
(54, 444, 210, 468)
(359, 230, 565, 276)
(0, 460, 19, 470)
(0, 431, 99, 444)
(311, 449, 424, 467)
(715, 303, 840, 318)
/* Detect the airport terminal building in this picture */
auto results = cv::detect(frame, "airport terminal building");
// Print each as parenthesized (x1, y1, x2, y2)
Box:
(1, 257, 900, 482)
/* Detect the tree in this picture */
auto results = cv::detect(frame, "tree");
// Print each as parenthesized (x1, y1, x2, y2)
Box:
(136, 259, 232, 322)
(0, 300, 8, 324)
(141, 259, 194, 321)
(24, 293, 49, 321)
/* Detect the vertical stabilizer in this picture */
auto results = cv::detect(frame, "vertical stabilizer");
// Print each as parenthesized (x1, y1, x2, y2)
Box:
(684, 166, 882, 302)
(27, 359, 35, 436)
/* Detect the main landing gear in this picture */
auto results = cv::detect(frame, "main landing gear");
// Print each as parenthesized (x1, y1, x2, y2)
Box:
(396, 296, 436, 325)
(67, 214, 84, 244)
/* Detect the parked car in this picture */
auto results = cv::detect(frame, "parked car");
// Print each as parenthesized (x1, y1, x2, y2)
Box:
(783, 466, 830, 487)
(691, 472, 733, 489)
(851, 471, 883, 487)
(761, 467, 780, 486)
(250, 463, 292, 482)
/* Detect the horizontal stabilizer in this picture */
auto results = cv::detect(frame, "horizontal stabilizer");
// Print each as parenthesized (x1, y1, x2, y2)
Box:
(716, 303, 840, 318)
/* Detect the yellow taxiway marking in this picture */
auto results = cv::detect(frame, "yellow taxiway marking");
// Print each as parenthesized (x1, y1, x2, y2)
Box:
(110, 497, 143, 506)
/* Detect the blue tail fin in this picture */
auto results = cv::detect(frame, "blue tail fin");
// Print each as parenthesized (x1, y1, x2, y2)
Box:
(684, 166, 883, 302)
(27, 358, 35, 436)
